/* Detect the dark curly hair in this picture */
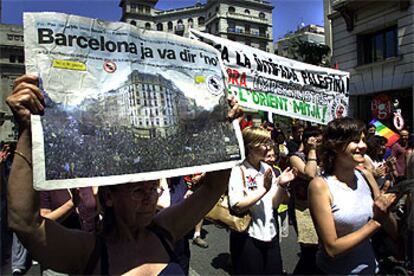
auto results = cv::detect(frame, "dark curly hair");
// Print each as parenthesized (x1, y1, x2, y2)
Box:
(366, 135, 387, 162)
(320, 117, 365, 175)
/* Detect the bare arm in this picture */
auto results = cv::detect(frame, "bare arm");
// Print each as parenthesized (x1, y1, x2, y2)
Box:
(289, 150, 318, 179)
(153, 169, 230, 242)
(309, 176, 395, 258)
(234, 187, 268, 213)
(231, 167, 271, 213)
(360, 169, 400, 241)
(40, 199, 74, 222)
(272, 167, 295, 208)
(6, 75, 95, 273)
(156, 178, 170, 210)
(153, 94, 243, 242)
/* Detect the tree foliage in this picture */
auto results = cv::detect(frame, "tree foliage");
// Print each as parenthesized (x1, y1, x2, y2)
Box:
(285, 37, 331, 67)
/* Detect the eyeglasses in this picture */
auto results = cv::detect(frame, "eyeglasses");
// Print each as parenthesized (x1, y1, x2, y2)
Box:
(115, 185, 164, 201)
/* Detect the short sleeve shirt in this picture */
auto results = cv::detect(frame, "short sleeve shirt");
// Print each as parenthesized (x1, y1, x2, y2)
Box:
(228, 160, 278, 241)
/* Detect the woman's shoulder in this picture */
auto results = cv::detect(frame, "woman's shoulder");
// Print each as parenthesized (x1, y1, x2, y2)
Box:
(260, 161, 271, 169)
(289, 151, 305, 161)
(309, 176, 329, 192)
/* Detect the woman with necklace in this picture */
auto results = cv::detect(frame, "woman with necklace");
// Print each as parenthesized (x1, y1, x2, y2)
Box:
(228, 126, 296, 274)
(309, 117, 399, 274)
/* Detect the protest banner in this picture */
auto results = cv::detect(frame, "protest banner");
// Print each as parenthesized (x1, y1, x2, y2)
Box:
(190, 29, 350, 125)
(24, 13, 244, 190)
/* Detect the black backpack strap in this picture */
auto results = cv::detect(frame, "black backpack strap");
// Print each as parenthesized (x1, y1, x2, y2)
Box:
(148, 224, 178, 262)
(83, 235, 109, 275)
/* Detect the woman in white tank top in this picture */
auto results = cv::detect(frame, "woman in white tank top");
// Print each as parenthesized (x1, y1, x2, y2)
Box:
(308, 118, 399, 275)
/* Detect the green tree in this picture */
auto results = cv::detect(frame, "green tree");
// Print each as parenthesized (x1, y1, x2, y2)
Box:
(285, 37, 331, 67)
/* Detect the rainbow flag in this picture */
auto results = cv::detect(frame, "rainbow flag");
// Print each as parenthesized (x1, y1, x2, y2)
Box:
(370, 119, 400, 147)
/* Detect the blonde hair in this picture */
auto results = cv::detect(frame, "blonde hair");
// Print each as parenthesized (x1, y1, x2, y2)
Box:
(242, 127, 271, 155)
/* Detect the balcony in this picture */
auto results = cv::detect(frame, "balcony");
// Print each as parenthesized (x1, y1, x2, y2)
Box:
(225, 12, 269, 25)
(227, 27, 269, 39)
(332, 0, 350, 9)
(175, 24, 185, 35)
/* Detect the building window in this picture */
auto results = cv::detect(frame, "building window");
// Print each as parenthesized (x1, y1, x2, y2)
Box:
(244, 9, 250, 14)
(9, 55, 16, 63)
(215, 6, 219, 12)
(188, 18, 193, 27)
(198, 17, 205, 26)
(228, 6, 235, 13)
(357, 26, 398, 65)
(145, 6, 150, 13)
(259, 12, 266, 19)
(130, 4, 136, 11)
(145, 22, 151, 30)
(259, 27, 266, 37)
(130, 20, 137, 26)
(168, 21, 173, 30)
(156, 23, 163, 31)
(245, 24, 250, 33)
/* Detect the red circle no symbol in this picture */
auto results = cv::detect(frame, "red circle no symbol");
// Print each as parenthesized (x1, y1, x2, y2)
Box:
(103, 60, 117, 73)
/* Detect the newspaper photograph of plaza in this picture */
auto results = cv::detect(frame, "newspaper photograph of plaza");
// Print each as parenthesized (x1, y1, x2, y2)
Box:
(41, 70, 241, 181)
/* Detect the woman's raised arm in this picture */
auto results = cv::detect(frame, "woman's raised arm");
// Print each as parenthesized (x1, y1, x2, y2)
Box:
(6, 74, 95, 274)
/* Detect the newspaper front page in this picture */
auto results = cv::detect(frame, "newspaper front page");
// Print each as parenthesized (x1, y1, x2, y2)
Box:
(190, 29, 350, 125)
(24, 13, 244, 190)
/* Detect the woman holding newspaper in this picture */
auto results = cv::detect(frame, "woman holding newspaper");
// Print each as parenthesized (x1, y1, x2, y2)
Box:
(6, 74, 242, 275)
(228, 126, 296, 274)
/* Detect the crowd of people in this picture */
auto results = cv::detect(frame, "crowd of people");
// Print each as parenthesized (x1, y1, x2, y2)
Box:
(0, 73, 413, 275)
(40, 95, 239, 181)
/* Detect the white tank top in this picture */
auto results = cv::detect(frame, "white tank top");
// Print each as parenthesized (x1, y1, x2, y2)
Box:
(316, 170, 378, 275)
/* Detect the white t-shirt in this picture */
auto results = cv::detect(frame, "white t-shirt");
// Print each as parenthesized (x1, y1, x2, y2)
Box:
(228, 160, 279, 241)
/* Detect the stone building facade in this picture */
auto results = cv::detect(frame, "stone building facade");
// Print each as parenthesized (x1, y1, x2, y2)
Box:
(119, 0, 274, 52)
(0, 24, 24, 142)
(91, 71, 195, 138)
(326, 0, 413, 130)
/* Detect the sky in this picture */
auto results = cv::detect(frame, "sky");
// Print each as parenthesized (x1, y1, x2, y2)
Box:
(1, 0, 324, 41)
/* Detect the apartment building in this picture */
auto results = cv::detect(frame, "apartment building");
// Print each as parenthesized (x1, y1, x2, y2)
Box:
(325, 0, 413, 130)
(0, 24, 24, 142)
(119, 0, 274, 52)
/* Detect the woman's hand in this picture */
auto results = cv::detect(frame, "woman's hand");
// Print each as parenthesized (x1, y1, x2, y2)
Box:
(0, 144, 11, 163)
(374, 164, 387, 178)
(278, 167, 297, 187)
(192, 173, 206, 185)
(372, 182, 397, 225)
(307, 136, 318, 150)
(263, 168, 272, 191)
(6, 74, 44, 130)
(227, 94, 243, 123)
